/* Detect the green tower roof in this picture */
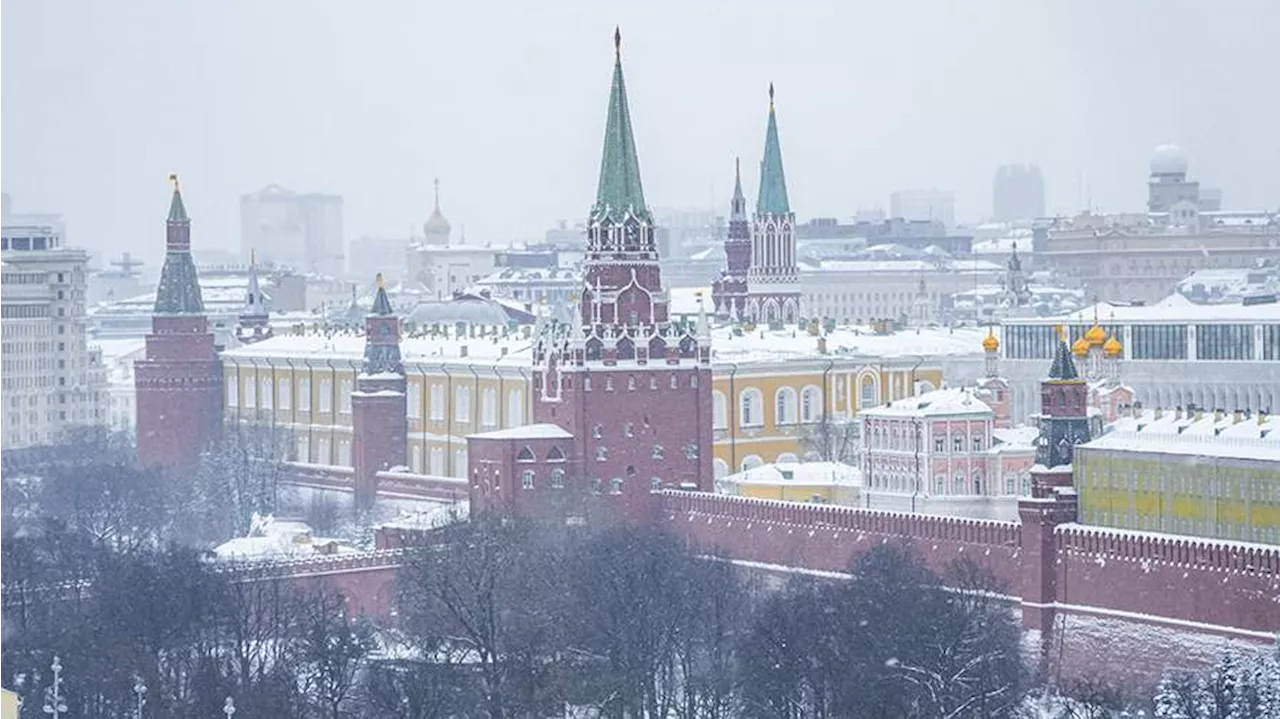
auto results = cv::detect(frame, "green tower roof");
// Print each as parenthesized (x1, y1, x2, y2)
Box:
(167, 176, 189, 222)
(591, 28, 649, 223)
(756, 83, 791, 216)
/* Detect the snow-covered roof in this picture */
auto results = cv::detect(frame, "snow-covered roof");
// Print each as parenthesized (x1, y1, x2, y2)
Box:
(992, 425, 1040, 448)
(212, 515, 354, 561)
(466, 423, 573, 440)
(721, 461, 863, 487)
(377, 500, 469, 532)
(1013, 297, 1280, 325)
(711, 325, 988, 365)
(668, 286, 711, 316)
(1084, 409, 1279, 461)
(805, 258, 1002, 274)
(221, 329, 533, 367)
(860, 387, 992, 419)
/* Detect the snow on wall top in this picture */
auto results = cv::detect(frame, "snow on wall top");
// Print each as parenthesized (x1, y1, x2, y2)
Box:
(466, 423, 574, 440)
(720, 461, 863, 487)
(710, 324, 988, 365)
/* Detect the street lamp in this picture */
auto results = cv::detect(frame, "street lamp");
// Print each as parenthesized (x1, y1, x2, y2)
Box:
(223, 696, 236, 717)
(133, 675, 147, 718)
(42, 656, 67, 717)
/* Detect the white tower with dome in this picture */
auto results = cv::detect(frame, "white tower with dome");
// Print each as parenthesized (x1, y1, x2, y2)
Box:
(1147, 143, 1201, 226)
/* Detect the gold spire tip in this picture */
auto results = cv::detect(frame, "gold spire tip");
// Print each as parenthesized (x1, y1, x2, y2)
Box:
(168, 173, 180, 190)
(1054, 324, 1065, 340)
(375, 273, 385, 289)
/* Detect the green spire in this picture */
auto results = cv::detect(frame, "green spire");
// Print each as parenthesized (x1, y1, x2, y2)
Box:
(756, 83, 791, 216)
(371, 273, 394, 315)
(167, 173, 189, 222)
(592, 27, 648, 222)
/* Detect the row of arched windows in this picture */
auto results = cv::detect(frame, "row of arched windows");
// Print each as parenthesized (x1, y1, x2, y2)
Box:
(712, 376, 882, 430)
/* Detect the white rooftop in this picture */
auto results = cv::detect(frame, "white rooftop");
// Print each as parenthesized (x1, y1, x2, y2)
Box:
(710, 325, 989, 365)
(221, 328, 534, 367)
(1085, 409, 1279, 462)
(860, 387, 992, 419)
(1011, 297, 1280, 325)
(466, 423, 573, 440)
(721, 461, 863, 487)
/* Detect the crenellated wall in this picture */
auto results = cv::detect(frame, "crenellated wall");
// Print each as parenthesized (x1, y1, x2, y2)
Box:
(660, 491, 1023, 589)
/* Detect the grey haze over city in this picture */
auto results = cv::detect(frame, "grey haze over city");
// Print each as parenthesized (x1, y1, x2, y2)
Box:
(3, 0, 1278, 264)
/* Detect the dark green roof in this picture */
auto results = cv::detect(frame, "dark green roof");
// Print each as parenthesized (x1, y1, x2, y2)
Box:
(1048, 338, 1079, 380)
(756, 84, 791, 216)
(168, 186, 189, 222)
(371, 281, 394, 316)
(153, 252, 205, 315)
(591, 29, 649, 223)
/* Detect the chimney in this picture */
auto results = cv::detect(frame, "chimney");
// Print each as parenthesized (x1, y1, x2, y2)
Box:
(1174, 406, 1182, 420)
(1194, 408, 1203, 422)
(1154, 407, 1163, 420)
(1260, 410, 1268, 426)
(460, 345, 468, 358)
(1233, 409, 1243, 424)
(501, 347, 509, 357)
(817, 336, 828, 354)
(1213, 408, 1224, 423)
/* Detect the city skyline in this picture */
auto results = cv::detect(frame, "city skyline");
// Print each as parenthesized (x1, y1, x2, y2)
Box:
(4, 1, 1279, 264)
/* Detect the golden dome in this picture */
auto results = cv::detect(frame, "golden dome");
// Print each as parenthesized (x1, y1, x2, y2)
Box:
(1072, 337, 1090, 356)
(982, 329, 999, 352)
(1103, 334, 1123, 357)
(1084, 323, 1107, 346)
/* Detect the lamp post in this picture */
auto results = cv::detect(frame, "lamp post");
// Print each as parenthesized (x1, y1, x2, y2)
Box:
(42, 656, 67, 717)
(223, 696, 236, 717)
(132, 676, 147, 718)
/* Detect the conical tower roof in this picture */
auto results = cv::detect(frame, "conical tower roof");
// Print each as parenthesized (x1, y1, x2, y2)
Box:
(154, 174, 206, 315)
(1048, 328, 1080, 381)
(730, 157, 746, 222)
(756, 83, 791, 216)
(591, 28, 649, 224)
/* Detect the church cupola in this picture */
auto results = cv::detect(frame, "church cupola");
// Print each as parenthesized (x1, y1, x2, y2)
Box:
(423, 178, 452, 246)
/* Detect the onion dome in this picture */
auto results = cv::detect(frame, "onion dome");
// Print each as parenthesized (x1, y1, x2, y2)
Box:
(982, 328, 999, 352)
(1072, 337, 1090, 357)
(423, 178, 451, 243)
(1084, 323, 1106, 346)
(1150, 143, 1188, 176)
(1103, 334, 1123, 357)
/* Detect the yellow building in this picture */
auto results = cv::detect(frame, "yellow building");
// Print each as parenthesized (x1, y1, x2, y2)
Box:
(716, 460, 862, 504)
(1, 688, 18, 719)
(220, 322, 989, 481)
(1076, 408, 1280, 544)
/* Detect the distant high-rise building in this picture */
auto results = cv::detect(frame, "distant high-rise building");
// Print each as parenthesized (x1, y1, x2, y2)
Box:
(992, 164, 1046, 222)
(1, 218, 97, 449)
(240, 185, 344, 276)
(890, 189, 955, 229)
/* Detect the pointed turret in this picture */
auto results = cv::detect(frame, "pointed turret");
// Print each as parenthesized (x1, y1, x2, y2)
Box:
(591, 27, 648, 223)
(353, 271, 407, 510)
(235, 249, 272, 344)
(154, 174, 205, 315)
(362, 273, 403, 376)
(756, 83, 790, 216)
(1047, 331, 1080, 381)
(731, 157, 746, 221)
(713, 157, 752, 319)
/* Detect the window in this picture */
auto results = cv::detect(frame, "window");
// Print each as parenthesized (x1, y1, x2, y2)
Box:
(507, 390, 523, 427)
(338, 440, 351, 466)
(670, 375, 678, 389)
(298, 378, 311, 411)
(593, 424, 603, 439)
(482, 388, 497, 427)
(651, 477, 663, 492)
(624, 422, 634, 437)
(319, 379, 332, 412)
(712, 391, 727, 429)
(260, 377, 273, 410)
(227, 379, 239, 407)
(605, 377, 614, 391)
(739, 388, 763, 427)
(652, 444, 664, 460)
(245, 377, 257, 409)
(278, 378, 291, 410)
(775, 387, 797, 425)
(339, 378, 353, 414)
(584, 377, 592, 391)
(411, 445, 423, 472)
(516, 446, 536, 462)
(801, 386, 820, 423)
(610, 478, 624, 495)
(596, 447, 609, 462)
(408, 383, 421, 419)
(550, 469, 565, 489)
(456, 386, 471, 422)
(547, 446, 566, 462)
(429, 448, 444, 475)
(934, 437, 944, 453)
(628, 375, 636, 391)
(454, 448, 468, 478)
(690, 374, 698, 388)
(972, 436, 983, 451)
(859, 375, 879, 409)
(522, 470, 535, 490)
(317, 437, 331, 464)
(650, 376, 658, 390)
(295, 436, 310, 463)
(429, 384, 444, 420)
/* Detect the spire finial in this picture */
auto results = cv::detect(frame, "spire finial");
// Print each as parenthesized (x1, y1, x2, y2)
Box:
(250, 248, 256, 266)
(376, 272, 385, 289)
(168, 173, 180, 192)
(768, 82, 775, 109)
(614, 26, 621, 57)
(433, 177, 440, 211)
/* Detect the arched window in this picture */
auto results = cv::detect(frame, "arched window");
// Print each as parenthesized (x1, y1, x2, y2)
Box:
(741, 454, 764, 471)
(411, 445, 423, 472)
(522, 470, 535, 490)
(596, 447, 609, 462)
(712, 391, 728, 429)
(550, 469, 565, 489)
(429, 447, 444, 475)
(650, 477, 663, 492)
(407, 383, 422, 419)
(546, 445, 566, 462)
(481, 388, 497, 428)
(455, 386, 471, 422)
(429, 384, 444, 420)
(859, 374, 879, 409)
(610, 478, 624, 495)
(775, 387, 797, 426)
(740, 388, 764, 428)
(260, 377, 273, 410)
(454, 448, 468, 478)
(507, 389, 523, 427)
(953, 471, 965, 495)
(776, 452, 798, 463)
(713, 458, 730, 479)
(973, 472, 983, 496)
(278, 378, 292, 410)
(801, 385, 821, 423)
(516, 446, 536, 462)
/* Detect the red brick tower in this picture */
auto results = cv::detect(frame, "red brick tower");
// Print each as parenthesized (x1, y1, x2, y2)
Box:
(531, 29, 713, 524)
(135, 175, 223, 469)
(711, 158, 750, 320)
(1018, 328, 1086, 649)
(351, 274, 407, 510)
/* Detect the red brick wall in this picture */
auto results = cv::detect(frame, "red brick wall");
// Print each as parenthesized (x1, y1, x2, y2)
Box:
(352, 383, 407, 509)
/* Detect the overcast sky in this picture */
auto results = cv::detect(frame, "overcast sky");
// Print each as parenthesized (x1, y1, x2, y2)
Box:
(3, 0, 1278, 265)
